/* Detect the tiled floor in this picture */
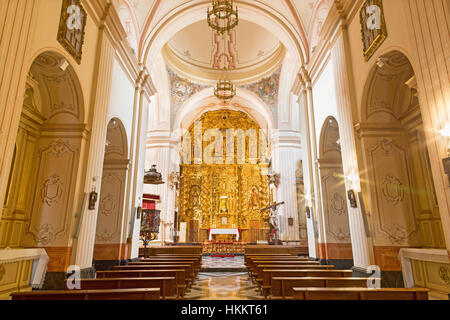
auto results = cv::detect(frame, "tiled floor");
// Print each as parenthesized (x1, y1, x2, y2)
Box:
(185, 272, 263, 300)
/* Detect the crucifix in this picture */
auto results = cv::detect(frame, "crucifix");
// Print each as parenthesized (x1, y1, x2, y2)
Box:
(261, 201, 285, 244)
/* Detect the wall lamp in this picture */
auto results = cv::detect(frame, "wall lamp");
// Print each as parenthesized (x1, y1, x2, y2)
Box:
(439, 125, 450, 186)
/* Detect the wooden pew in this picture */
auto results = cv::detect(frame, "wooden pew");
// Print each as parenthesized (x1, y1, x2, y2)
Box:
(96, 269, 187, 298)
(63, 277, 176, 299)
(115, 264, 195, 288)
(244, 254, 293, 265)
(131, 261, 199, 279)
(11, 288, 160, 300)
(292, 287, 430, 300)
(245, 245, 307, 256)
(249, 260, 320, 277)
(271, 277, 374, 299)
(253, 264, 335, 285)
(139, 257, 201, 271)
(139, 246, 203, 256)
(261, 269, 352, 298)
(245, 256, 310, 268)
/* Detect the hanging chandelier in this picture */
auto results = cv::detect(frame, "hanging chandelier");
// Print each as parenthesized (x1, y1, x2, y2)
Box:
(214, 78, 236, 102)
(207, 0, 239, 34)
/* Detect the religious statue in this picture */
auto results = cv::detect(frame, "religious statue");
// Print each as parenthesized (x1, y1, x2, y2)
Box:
(261, 201, 285, 244)
(249, 187, 259, 209)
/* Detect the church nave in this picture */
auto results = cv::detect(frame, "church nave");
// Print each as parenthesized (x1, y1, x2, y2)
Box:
(1, 0, 450, 306)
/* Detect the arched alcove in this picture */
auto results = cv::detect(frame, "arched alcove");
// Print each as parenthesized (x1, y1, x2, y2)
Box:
(93, 117, 130, 269)
(358, 50, 445, 277)
(317, 116, 352, 267)
(0, 51, 86, 279)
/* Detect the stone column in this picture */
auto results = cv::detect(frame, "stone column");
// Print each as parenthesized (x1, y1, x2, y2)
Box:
(0, 0, 38, 217)
(73, 13, 115, 272)
(271, 130, 302, 241)
(121, 70, 143, 260)
(128, 76, 152, 257)
(294, 74, 319, 258)
(331, 29, 373, 270)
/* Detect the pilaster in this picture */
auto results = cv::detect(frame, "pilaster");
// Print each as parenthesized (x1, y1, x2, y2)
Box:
(330, 22, 373, 270)
(72, 4, 115, 269)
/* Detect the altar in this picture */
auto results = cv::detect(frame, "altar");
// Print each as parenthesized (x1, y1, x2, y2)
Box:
(208, 229, 240, 241)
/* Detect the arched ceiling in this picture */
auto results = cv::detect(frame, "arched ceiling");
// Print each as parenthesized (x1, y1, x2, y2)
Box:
(168, 20, 280, 71)
(163, 19, 284, 85)
(113, 0, 332, 60)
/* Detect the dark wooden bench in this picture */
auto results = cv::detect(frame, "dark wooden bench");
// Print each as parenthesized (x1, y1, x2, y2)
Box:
(139, 246, 203, 256)
(261, 269, 352, 297)
(245, 245, 308, 256)
(115, 264, 195, 287)
(271, 277, 374, 299)
(63, 277, 176, 299)
(292, 287, 430, 300)
(253, 264, 335, 284)
(96, 269, 187, 298)
(139, 257, 201, 270)
(11, 288, 160, 300)
(246, 256, 309, 265)
(249, 260, 319, 276)
(244, 254, 293, 264)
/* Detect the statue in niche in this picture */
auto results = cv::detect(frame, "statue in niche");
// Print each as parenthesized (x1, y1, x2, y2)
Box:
(249, 187, 259, 209)
(189, 186, 200, 208)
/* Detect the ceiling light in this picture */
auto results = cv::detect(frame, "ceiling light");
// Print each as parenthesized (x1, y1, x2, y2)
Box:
(207, 0, 239, 34)
(214, 79, 236, 102)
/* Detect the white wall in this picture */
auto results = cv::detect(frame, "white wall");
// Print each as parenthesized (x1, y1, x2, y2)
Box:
(108, 57, 135, 147)
(312, 61, 338, 153)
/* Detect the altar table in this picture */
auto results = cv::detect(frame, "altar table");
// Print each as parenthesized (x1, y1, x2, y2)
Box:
(208, 229, 239, 241)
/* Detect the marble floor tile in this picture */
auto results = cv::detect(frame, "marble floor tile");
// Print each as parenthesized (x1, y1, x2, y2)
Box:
(185, 272, 263, 300)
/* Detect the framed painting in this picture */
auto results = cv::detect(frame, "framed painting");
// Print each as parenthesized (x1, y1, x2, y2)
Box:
(57, 0, 87, 64)
(360, 0, 387, 61)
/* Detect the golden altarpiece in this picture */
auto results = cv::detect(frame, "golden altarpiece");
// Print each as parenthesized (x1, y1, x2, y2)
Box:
(178, 110, 270, 244)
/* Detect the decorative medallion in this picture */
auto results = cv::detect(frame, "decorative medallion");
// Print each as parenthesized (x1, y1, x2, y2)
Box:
(382, 174, 404, 205)
(382, 224, 409, 243)
(57, 0, 87, 64)
(330, 227, 350, 241)
(96, 230, 114, 242)
(439, 266, 450, 285)
(360, 0, 387, 61)
(41, 174, 64, 206)
(330, 193, 346, 215)
(100, 193, 116, 216)
(48, 140, 73, 158)
(37, 224, 56, 245)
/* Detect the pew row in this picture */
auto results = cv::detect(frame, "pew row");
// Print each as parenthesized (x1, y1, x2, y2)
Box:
(271, 277, 375, 299)
(261, 269, 352, 298)
(115, 264, 195, 285)
(253, 264, 335, 288)
(292, 287, 430, 300)
(11, 288, 160, 300)
(96, 270, 187, 298)
(63, 277, 177, 299)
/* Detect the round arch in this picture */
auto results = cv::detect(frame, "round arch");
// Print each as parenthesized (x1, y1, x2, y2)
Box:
(139, 1, 308, 69)
(25, 48, 86, 123)
(319, 116, 342, 161)
(173, 87, 274, 134)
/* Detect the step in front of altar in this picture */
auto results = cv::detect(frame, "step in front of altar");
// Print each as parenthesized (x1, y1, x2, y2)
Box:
(200, 255, 246, 272)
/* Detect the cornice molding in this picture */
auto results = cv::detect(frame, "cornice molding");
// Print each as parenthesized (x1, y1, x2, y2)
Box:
(306, 0, 363, 81)
(83, 0, 156, 98)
